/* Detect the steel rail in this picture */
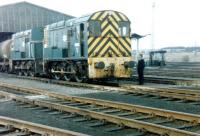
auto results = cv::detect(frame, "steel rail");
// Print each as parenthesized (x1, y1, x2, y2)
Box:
(0, 116, 88, 136)
(0, 83, 200, 135)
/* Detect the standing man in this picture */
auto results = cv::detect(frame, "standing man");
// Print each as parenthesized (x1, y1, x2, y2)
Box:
(137, 54, 145, 85)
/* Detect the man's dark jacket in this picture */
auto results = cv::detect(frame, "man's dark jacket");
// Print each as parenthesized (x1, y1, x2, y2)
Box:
(137, 59, 145, 73)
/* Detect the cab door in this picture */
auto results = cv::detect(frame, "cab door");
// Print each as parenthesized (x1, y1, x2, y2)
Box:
(74, 23, 85, 58)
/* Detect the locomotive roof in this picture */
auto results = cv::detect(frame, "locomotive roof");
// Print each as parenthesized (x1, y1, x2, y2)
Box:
(12, 29, 32, 38)
(46, 14, 91, 30)
(46, 10, 130, 30)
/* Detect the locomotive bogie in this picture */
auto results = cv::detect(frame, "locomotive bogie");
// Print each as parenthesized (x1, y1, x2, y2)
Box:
(44, 60, 88, 82)
(0, 40, 11, 59)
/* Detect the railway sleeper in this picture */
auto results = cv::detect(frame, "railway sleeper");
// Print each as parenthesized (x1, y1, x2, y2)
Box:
(73, 117, 91, 122)
(177, 123, 200, 130)
(101, 109, 121, 114)
(89, 120, 108, 127)
(61, 113, 79, 119)
(47, 111, 63, 115)
(115, 112, 134, 117)
(0, 116, 88, 136)
(0, 126, 15, 134)
(105, 124, 125, 132)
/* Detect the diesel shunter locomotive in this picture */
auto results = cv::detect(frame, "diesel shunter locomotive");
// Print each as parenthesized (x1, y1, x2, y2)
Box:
(0, 10, 135, 82)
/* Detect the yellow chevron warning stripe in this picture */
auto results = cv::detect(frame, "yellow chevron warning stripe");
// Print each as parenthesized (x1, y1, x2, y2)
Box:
(112, 12, 121, 22)
(88, 37, 108, 56)
(88, 11, 131, 57)
(88, 37, 101, 53)
(100, 41, 119, 57)
(119, 13, 128, 21)
(119, 38, 131, 50)
(91, 12, 101, 20)
(88, 37, 94, 45)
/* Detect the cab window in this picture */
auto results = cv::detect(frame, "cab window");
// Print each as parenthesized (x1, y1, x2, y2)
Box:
(89, 21, 101, 37)
(119, 21, 130, 37)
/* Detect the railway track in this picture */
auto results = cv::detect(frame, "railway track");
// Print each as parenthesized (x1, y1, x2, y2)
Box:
(166, 62, 200, 69)
(1, 73, 200, 105)
(144, 71, 200, 78)
(143, 69, 200, 78)
(0, 83, 200, 136)
(132, 75, 200, 86)
(0, 116, 88, 136)
(120, 84, 200, 103)
(142, 62, 200, 78)
(1, 69, 200, 87)
(2, 71, 200, 87)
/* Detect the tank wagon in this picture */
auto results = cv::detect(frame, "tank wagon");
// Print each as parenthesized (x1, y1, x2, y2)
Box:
(1, 10, 134, 82)
(0, 40, 12, 72)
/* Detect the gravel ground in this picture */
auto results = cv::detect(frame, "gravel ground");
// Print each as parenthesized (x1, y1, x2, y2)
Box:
(0, 76, 102, 95)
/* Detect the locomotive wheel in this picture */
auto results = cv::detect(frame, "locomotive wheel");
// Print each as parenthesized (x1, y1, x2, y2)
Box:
(63, 74, 71, 81)
(18, 71, 23, 76)
(72, 63, 87, 83)
(24, 71, 29, 76)
(52, 73, 61, 80)
(74, 75, 84, 83)
(29, 72, 35, 77)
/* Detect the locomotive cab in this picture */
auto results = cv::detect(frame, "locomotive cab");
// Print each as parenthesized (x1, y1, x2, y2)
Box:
(87, 10, 134, 79)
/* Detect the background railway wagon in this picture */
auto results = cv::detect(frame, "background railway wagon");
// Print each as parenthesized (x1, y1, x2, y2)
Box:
(11, 28, 44, 76)
(43, 18, 89, 82)
(0, 39, 12, 72)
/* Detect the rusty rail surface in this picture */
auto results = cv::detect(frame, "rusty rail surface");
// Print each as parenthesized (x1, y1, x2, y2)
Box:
(0, 116, 88, 136)
(0, 83, 200, 136)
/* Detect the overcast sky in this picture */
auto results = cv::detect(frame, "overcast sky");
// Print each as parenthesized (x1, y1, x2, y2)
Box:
(1, 0, 200, 49)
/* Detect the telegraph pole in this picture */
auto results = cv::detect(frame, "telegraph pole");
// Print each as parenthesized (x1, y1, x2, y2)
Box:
(151, 2, 156, 50)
